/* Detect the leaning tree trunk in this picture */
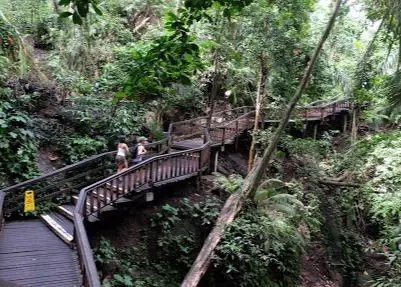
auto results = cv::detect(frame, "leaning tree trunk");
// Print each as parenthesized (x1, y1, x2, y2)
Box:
(248, 52, 268, 172)
(181, 1, 344, 286)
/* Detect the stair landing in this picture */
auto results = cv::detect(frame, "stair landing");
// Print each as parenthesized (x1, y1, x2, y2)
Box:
(0, 220, 82, 287)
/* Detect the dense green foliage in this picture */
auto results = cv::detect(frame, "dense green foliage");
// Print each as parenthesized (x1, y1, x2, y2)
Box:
(0, 0, 401, 286)
(94, 196, 222, 286)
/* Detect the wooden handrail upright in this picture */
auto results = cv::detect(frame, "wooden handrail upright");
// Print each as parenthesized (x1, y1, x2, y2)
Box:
(235, 119, 238, 137)
(73, 211, 101, 287)
(0, 191, 5, 232)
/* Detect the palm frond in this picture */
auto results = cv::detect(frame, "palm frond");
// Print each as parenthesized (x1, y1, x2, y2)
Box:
(254, 188, 273, 202)
(213, 172, 244, 193)
(269, 193, 305, 208)
(259, 178, 286, 190)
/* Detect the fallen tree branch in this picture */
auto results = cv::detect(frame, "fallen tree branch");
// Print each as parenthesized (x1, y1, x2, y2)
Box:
(323, 171, 351, 182)
(180, 1, 344, 286)
(319, 179, 362, 187)
(133, 17, 151, 34)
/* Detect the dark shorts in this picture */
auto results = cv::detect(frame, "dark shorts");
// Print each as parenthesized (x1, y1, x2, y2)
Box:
(134, 155, 143, 163)
(115, 155, 127, 165)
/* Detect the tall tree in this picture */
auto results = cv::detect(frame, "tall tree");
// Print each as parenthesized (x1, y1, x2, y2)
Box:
(248, 52, 267, 171)
(181, 0, 344, 285)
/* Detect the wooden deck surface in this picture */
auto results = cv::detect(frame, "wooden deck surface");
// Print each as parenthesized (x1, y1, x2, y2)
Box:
(0, 101, 351, 286)
(0, 220, 81, 287)
(171, 138, 204, 149)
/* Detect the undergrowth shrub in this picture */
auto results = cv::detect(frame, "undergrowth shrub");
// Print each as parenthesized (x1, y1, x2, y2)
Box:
(0, 93, 38, 183)
(330, 132, 401, 285)
(212, 210, 305, 287)
(95, 195, 222, 287)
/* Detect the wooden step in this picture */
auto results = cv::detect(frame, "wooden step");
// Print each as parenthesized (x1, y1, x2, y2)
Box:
(72, 195, 79, 205)
(57, 204, 75, 220)
(72, 195, 117, 216)
(92, 188, 112, 202)
(105, 182, 130, 194)
(40, 212, 74, 245)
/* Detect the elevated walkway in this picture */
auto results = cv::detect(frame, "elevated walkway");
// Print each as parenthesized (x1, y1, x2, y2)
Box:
(0, 97, 351, 287)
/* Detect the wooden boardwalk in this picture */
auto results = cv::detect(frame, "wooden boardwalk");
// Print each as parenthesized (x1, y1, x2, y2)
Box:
(0, 98, 351, 287)
(0, 220, 81, 287)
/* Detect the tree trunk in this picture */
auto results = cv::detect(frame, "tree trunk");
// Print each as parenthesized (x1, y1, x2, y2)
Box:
(51, 0, 60, 13)
(248, 52, 268, 171)
(181, 1, 343, 286)
(350, 104, 358, 142)
(206, 53, 221, 128)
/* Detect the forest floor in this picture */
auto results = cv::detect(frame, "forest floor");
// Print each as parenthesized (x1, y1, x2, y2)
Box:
(299, 245, 342, 287)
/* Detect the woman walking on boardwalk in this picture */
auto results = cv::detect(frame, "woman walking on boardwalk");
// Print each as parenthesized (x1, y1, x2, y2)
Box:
(116, 136, 130, 173)
(134, 136, 147, 163)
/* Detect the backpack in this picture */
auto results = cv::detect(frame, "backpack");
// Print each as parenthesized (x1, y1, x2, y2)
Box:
(130, 144, 139, 158)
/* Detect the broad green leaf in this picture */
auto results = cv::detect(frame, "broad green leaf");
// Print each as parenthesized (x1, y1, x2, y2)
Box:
(91, 3, 103, 15)
(58, 0, 71, 6)
(77, 3, 89, 17)
(59, 11, 73, 18)
(72, 11, 83, 25)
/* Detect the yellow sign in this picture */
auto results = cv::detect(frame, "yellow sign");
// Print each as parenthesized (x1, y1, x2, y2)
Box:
(24, 190, 35, 213)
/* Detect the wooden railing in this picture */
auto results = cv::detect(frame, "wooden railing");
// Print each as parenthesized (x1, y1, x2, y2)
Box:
(0, 191, 5, 232)
(299, 98, 350, 121)
(258, 97, 351, 122)
(210, 111, 256, 144)
(0, 138, 169, 214)
(171, 106, 254, 143)
(73, 129, 211, 287)
(0, 97, 352, 287)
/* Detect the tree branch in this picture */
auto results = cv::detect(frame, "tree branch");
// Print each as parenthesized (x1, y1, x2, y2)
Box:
(319, 179, 362, 187)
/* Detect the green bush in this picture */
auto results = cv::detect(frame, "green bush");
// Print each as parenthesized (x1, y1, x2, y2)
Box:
(0, 97, 38, 182)
(212, 211, 305, 287)
(63, 135, 107, 163)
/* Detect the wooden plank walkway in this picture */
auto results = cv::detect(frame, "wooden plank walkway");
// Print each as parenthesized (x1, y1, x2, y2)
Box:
(0, 220, 81, 287)
(0, 98, 351, 287)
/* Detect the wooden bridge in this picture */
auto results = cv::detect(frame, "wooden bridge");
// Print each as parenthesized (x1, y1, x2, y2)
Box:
(0, 98, 351, 287)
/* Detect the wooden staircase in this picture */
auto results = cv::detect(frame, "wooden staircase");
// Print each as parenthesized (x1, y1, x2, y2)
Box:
(0, 98, 352, 287)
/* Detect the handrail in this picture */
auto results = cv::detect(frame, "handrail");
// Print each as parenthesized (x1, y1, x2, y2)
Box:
(77, 140, 210, 198)
(73, 128, 211, 287)
(171, 106, 254, 126)
(0, 138, 169, 193)
(0, 191, 5, 232)
(1, 99, 352, 287)
(1, 137, 169, 213)
(73, 212, 101, 287)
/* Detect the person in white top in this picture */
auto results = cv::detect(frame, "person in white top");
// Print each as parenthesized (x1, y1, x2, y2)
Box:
(115, 137, 130, 173)
(134, 136, 147, 163)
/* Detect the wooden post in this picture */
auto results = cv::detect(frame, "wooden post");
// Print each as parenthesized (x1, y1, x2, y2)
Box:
(313, 123, 318, 140)
(343, 114, 348, 133)
(351, 104, 358, 143)
(214, 151, 219, 172)
(303, 122, 307, 137)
